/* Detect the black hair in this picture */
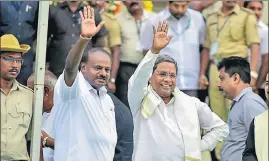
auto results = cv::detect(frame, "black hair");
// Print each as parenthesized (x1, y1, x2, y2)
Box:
(218, 56, 251, 84)
(244, 1, 263, 8)
(79, 48, 111, 70)
(153, 54, 178, 74)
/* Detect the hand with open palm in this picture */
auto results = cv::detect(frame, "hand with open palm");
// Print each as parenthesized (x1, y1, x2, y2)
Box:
(151, 21, 173, 54)
(79, 6, 104, 39)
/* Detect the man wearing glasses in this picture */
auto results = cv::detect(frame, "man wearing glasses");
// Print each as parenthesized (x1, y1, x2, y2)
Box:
(128, 21, 229, 161)
(0, 34, 34, 161)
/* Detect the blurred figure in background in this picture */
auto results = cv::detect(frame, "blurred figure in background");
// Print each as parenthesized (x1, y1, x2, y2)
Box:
(245, 1, 268, 100)
(115, 1, 155, 106)
(0, 1, 39, 85)
(27, 70, 57, 161)
(46, 1, 107, 77)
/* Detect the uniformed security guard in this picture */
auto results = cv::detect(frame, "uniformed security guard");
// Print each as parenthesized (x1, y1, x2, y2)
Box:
(1, 34, 34, 161)
(199, 1, 260, 160)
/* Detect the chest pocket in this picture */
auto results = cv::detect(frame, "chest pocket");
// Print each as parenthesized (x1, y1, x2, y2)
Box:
(8, 102, 32, 129)
(229, 17, 246, 41)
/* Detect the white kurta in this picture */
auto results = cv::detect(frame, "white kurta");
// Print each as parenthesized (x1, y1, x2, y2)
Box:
(45, 72, 117, 161)
(128, 51, 229, 161)
(42, 112, 54, 161)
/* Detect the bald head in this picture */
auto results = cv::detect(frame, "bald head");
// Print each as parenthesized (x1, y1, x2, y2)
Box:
(27, 70, 57, 90)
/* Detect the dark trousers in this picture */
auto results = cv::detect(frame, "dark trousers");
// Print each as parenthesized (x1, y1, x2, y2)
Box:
(115, 62, 138, 107)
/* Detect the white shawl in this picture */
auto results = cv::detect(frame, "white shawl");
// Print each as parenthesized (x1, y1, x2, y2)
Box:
(141, 85, 202, 161)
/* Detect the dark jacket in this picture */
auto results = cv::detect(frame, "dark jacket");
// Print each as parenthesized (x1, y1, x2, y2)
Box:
(242, 119, 258, 161)
(108, 92, 133, 161)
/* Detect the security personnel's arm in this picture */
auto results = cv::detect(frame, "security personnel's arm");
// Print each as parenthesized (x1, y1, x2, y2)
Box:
(199, 24, 210, 89)
(242, 119, 258, 161)
(245, 12, 260, 73)
(257, 54, 269, 88)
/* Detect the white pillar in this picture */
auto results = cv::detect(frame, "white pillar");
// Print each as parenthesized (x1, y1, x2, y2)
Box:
(30, 1, 50, 161)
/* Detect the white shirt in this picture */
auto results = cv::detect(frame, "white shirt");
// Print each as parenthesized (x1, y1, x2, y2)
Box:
(42, 112, 54, 161)
(128, 51, 229, 161)
(140, 8, 206, 90)
(45, 72, 117, 161)
(248, 21, 268, 88)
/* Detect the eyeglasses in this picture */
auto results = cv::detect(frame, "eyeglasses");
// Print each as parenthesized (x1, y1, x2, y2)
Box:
(156, 71, 177, 79)
(0, 56, 24, 64)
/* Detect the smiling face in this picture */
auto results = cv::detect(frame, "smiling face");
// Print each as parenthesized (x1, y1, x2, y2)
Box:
(81, 51, 112, 89)
(150, 62, 177, 99)
(0, 52, 23, 81)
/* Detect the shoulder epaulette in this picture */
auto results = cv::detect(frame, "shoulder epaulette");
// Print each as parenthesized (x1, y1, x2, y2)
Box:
(18, 83, 34, 93)
(207, 12, 217, 18)
(241, 7, 255, 14)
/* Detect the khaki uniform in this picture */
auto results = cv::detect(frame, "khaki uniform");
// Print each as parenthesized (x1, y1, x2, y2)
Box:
(203, 5, 260, 159)
(1, 80, 33, 160)
(101, 11, 122, 54)
(204, 4, 260, 121)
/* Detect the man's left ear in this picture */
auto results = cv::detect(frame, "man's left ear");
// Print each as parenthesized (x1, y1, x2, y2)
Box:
(44, 86, 50, 97)
(233, 73, 240, 83)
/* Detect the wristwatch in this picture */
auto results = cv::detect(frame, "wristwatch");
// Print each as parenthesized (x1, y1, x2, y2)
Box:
(42, 136, 49, 148)
(251, 71, 258, 79)
(109, 78, 116, 83)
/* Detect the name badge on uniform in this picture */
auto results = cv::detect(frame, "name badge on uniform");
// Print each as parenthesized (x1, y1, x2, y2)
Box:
(136, 40, 143, 52)
(210, 40, 219, 57)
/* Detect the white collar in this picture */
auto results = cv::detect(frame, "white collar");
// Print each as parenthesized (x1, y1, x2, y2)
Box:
(79, 72, 107, 96)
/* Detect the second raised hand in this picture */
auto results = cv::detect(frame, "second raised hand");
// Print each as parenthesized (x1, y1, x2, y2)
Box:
(151, 21, 173, 54)
(79, 5, 105, 39)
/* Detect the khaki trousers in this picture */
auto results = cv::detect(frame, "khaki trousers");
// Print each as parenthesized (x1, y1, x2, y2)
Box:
(209, 63, 232, 159)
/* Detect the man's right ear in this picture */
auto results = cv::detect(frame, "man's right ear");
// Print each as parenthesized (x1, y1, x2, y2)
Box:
(81, 63, 87, 71)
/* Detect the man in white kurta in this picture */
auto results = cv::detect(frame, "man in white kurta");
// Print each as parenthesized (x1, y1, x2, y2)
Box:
(45, 6, 117, 161)
(128, 21, 229, 161)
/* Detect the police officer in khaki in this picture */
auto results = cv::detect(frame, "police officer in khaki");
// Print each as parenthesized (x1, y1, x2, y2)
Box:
(1, 34, 33, 161)
(199, 1, 260, 159)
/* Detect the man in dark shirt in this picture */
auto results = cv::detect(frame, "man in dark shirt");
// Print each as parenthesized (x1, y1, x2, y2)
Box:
(243, 73, 269, 161)
(0, 1, 38, 85)
(47, 1, 107, 77)
(108, 92, 134, 161)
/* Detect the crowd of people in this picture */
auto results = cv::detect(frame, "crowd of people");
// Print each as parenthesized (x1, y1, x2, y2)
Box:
(0, 1, 268, 161)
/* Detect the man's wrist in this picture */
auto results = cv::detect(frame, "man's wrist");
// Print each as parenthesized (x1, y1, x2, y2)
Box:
(151, 47, 160, 54)
(42, 136, 49, 148)
(80, 34, 92, 40)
